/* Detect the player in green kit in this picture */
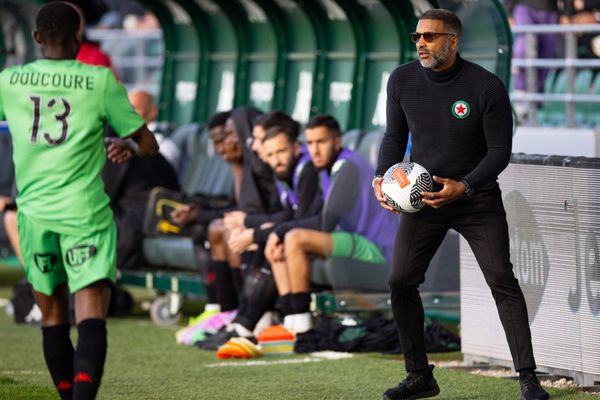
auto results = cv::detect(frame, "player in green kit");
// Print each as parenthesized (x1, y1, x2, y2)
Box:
(0, 3, 158, 399)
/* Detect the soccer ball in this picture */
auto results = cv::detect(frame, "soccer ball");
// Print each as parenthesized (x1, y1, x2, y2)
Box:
(381, 162, 433, 213)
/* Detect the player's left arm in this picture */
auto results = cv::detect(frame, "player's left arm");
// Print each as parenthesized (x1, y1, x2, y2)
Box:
(106, 125, 158, 163)
(125, 124, 159, 157)
(103, 71, 158, 162)
(461, 76, 513, 189)
(421, 176, 467, 208)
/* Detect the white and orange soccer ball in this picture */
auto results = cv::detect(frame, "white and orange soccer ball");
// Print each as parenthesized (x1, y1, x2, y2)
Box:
(381, 162, 433, 213)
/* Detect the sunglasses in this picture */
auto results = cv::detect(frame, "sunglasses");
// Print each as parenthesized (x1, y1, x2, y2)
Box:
(410, 31, 454, 44)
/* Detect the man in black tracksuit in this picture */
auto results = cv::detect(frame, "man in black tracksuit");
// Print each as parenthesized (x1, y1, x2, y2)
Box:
(372, 9, 549, 400)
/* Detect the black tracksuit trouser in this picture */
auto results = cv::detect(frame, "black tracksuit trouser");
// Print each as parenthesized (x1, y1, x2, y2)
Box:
(389, 187, 536, 372)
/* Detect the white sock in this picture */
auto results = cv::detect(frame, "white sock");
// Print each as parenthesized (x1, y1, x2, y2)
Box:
(283, 315, 295, 332)
(202, 303, 221, 314)
(253, 311, 273, 337)
(204, 303, 220, 313)
(232, 322, 254, 338)
(291, 312, 312, 334)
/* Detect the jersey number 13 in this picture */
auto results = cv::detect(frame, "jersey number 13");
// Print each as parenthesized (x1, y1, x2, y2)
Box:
(29, 95, 72, 145)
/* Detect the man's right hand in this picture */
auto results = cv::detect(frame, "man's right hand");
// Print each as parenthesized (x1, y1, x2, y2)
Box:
(170, 204, 198, 227)
(372, 177, 399, 214)
(265, 232, 285, 263)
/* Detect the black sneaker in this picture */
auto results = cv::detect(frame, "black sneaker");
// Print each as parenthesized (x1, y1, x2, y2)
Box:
(520, 373, 549, 400)
(194, 327, 256, 350)
(383, 365, 440, 399)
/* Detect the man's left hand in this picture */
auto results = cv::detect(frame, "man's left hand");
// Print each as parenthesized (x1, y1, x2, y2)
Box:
(421, 176, 466, 208)
(228, 228, 254, 254)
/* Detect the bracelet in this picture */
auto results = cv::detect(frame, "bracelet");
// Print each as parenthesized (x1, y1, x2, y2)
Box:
(125, 138, 141, 155)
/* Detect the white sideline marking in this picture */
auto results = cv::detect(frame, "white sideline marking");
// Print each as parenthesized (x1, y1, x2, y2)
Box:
(2, 370, 45, 376)
(207, 357, 321, 368)
(310, 351, 353, 360)
(206, 352, 353, 368)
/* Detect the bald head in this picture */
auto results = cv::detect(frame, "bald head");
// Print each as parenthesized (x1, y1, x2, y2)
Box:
(128, 90, 158, 124)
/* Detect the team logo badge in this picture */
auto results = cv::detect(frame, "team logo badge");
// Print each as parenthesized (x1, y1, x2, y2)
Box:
(34, 253, 58, 273)
(452, 100, 470, 119)
(66, 245, 97, 267)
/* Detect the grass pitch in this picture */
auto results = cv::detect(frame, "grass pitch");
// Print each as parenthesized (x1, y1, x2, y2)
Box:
(0, 265, 596, 400)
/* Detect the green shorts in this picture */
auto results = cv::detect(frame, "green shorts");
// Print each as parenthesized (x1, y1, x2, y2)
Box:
(18, 212, 117, 296)
(330, 232, 387, 264)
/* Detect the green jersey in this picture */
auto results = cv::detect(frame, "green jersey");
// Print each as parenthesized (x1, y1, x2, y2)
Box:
(0, 59, 144, 235)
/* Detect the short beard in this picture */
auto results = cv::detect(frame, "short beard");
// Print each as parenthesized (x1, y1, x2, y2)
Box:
(274, 158, 296, 181)
(275, 169, 292, 181)
(419, 40, 451, 69)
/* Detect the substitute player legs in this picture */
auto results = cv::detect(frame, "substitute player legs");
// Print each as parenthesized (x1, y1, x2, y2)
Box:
(268, 229, 334, 333)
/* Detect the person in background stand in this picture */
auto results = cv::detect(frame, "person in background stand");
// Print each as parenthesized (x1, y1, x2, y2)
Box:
(127, 90, 180, 172)
(505, 0, 560, 93)
(561, 0, 600, 59)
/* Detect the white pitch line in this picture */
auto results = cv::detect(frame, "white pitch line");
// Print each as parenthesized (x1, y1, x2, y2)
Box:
(310, 351, 353, 360)
(1, 370, 45, 375)
(207, 357, 322, 368)
(206, 352, 353, 368)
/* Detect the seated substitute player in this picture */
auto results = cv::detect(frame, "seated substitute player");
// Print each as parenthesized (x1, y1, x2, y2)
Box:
(0, 3, 158, 400)
(223, 110, 305, 231)
(171, 111, 246, 329)
(207, 123, 322, 346)
(265, 114, 398, 333)
(224, 111, 312, 249)
(191, 112, 316, 350)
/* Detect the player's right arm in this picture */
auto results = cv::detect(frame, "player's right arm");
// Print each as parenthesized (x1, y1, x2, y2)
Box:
(374, 68, 408, 212)
(375, 68, 410, 177)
